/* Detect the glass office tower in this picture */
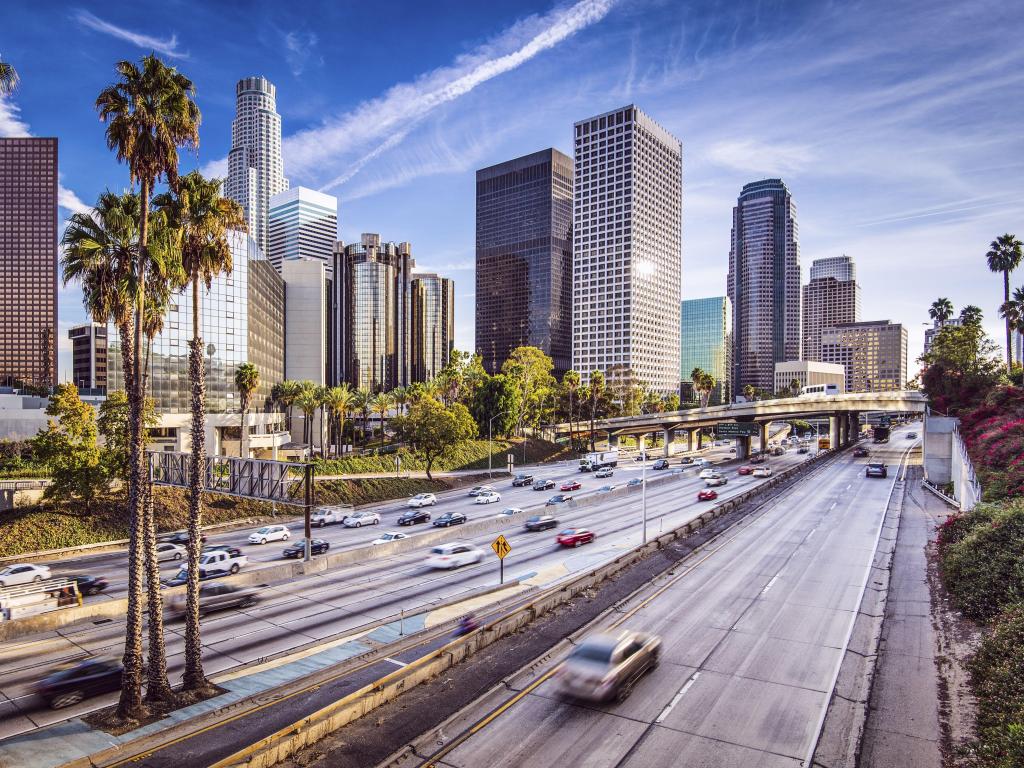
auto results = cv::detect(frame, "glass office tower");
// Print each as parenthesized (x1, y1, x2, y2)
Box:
(412, 273, 455, 382)
(680, 297, 732, 405)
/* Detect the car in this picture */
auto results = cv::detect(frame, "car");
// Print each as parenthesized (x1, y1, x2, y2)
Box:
(532, 478, 556, 491)
(798, 446, 810, 454)
(475, 490, 502, 504)
(907, 432, 918, 439)
(697, 489, 718, 501)
(705, 474, 727, 487)
(202, 544, 243, 557)
(626, 478, 643, 488)
(0, 563, 51, 587)
(34, 657, 124, 709)
(597, 484, 618, 492)
(853, 447, 870, 458)
(737, 465, 754, 476)
(749, 454, 766, 464)
(167, 582, 259, 617)
(311, 505, 354, 527)
(595, 466, 614, 478)
(407, 493, 437, 508)
(433, 511, 468, 527)
(698, 468, 719, 480)
(424, 542, 484, 569)
(866, 462, 888, 478)
(679, 456, 695, 465)
(557, 528, 596, 547)
(524, 514, 558, 532)
(160, 531, 207, 547)
(752, 466, 773, 478)
(652, 459, 670, 470)
(248, 525, 290, 545)
(398, 509, 432, 526)
(729, 447, 737, 453)
(156, 542, 186, 562)
(281, 538, 330, 558)
(371, 531, 409, 546)
(546, 494, 573, 506)
(511, 473, 535, 487)
(557, 630, 660, 702)
(497, 507, 522, 518)
(69, 575, 108, 596)
(560, 480, 582, 492)
(771, 447, 785, 456)
(468, 485, 494, 497)
(343, 511, 381, 528)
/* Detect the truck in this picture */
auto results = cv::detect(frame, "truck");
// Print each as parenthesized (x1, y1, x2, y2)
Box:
(311, 505, 355, 527)
(873, 426, 890, 443)
(579, 450, 619, 472)
(177, 547, 247, 580)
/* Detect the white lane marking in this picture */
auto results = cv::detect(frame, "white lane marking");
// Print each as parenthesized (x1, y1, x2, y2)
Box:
(656, 672, 700, 723)
(806, 527, 817, 540)
(846, 484, 852, 490)
(384, 657, 407, 667)
(761, 575, 779, 594)
(829, 502, 837, 511)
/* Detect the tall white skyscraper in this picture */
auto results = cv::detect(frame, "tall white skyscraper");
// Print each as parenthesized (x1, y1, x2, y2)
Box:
(226, 76, 289, 256)
(572, 105, 683, 395)
(267, 187, 337, 274)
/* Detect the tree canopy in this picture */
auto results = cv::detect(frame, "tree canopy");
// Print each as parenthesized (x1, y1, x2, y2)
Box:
(392, 398, 477, 478)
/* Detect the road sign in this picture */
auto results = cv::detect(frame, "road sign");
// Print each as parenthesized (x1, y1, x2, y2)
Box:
(491, 534, 512, 560)
(879, 414, 892, 427)
(715, 421, 760, 438)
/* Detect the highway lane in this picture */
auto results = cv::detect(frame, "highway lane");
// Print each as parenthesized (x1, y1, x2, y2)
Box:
(410, 430, 915, 768)
(0, 441, 797, 739)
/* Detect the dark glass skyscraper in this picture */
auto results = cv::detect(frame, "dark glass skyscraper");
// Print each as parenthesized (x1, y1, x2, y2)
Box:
(0, 137, 57, 387)
(411, 273, 454, 382)
(475, 148, 572, 376)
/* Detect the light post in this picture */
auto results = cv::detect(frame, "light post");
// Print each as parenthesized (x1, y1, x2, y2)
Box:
(488, 409, 514, 479)
(639, 435, 648, 545)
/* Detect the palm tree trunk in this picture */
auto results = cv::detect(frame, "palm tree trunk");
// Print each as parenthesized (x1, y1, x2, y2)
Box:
(567, 392, 574, 451)
(590, 395, 596, 452)
(1006, 270, 1013, 371)
(240, 405, 246, 458)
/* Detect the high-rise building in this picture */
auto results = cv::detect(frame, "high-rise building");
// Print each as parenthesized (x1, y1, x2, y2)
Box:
(773, 360, 846, 394)
(68, 323, 108, 392)
(923, 317, 961, 355)
(572, 105, 683, 394)
(475, 148, 572, 375)
(412, 273, 455, 382)
(802, 255, 860, 361)
(225, 76, 289, 256)
(0, 137, 57, 388)
(820, 320, 908, 393)
(680, 297, 732, 405)
(267, 186, 337, 275)
(332, 234, 416, 392)
(727, 179, 801, 393)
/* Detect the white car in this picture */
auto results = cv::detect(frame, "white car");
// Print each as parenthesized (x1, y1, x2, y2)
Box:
(0, 563, 51, 587)
(705, 474, 727, 487)
(407, 493, 437, 508)
(344, 510, 381, 528)
(475, 490, 502, 504)
(467, 485, 495, 497)
(698, 468, 718, 480)
(156, 542, 186, 562)
(371, 531, 409, 546)
(752, 466, 773, 478)
(248, 525, 290, 545)
(424, 543, 485, 570)
(497, 507, 522, 518)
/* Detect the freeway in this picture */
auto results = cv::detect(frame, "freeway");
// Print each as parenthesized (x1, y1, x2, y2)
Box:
(404, 429, 915, 768)
(0, 439, 797, 741)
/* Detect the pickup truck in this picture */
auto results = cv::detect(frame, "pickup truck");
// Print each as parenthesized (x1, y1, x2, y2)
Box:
(177, 548, 247, 579)
(311, 505, 354, 527)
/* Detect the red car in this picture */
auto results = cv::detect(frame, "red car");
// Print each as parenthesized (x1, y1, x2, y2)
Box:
(556, 528, 596, 547)
(737, 466, 754, 475)
(697, 489, 718, 501)
(560, 480, 582, 492)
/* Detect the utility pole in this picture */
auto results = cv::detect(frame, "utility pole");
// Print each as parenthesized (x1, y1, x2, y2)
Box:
(640, 435, 648, 544)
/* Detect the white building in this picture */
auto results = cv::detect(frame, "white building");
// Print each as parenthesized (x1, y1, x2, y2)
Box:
(282, 258, 329, 448)
(773, 360, 846, 394)
(225, 76, 289, 256)
(268, 186, 337, 275)
(572, 105, 683, 395)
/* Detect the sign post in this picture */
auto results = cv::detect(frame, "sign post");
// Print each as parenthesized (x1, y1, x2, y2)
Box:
(507, 453, 514, 475)
(491, 534, 511, 584)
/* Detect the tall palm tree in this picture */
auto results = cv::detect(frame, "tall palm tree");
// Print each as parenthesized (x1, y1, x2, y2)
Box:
(153, 172, 239, 693)
(374, 391, 394, 449)
(987, 234, 1024, 371)
(391, 386, 408, 417)
(999, 287, 1024, 362)
(295, 388, 319, 458)
(274, 379, 302, 434)
(0, 57, 19, 95)
(929, 297, 954, 327)
(353, 388, 372, 444)
(96, 54, 199, 718)
(315, 385, 331, 456)
(588, 370, 605, 451)
(323, 384, 353, 457)
(562, 370, 580, 451)
(959, 305, 984, 328)
(234, 363, 260, 458)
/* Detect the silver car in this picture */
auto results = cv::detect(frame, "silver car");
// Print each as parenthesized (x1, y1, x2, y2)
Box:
(558, 630, 661, 702)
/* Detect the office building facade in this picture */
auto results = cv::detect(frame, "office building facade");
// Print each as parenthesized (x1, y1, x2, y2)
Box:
(773, 360, 846, 394)
(225, 76, 289, 256)
(572, 105, 683, 394)
(802, 255, 860, 361)
(820, 320, 908, 393)
(412, 273, 455, 382)
(475, 148, 573, 375)
(68, 323, 108, 392)
(923, 316, 961, 355)
(268, 186, 337, 275)
(0, 137, 57, 388)
(727, 178, 801, 393)
(680, 296, 732, 405)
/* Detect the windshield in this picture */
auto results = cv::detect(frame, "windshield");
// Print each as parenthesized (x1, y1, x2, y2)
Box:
(256, 527, 271, 534)
(430, 546, 448, 555)
(570, 643, 613, 664)
(559, 529, 576, 536)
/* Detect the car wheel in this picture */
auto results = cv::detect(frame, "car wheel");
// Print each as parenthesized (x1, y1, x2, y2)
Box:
(174, 552, 182, 561)
(51, 689, 84, 709)
(356, 521, 363, 528)
(374, 519, 380, 525)
(318, 521, 325, 528)
(283, 533, 290, 540)
(574, 540, 583, 547)
(230, 564, 240, 574)
(260, 538, 267, 545)
(33, 575, 42, 583)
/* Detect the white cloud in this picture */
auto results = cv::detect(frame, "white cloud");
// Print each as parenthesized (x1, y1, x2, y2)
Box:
(283, 31, 320, 77)
(74, 10, 188, 59)
(706, 139, 815, 177)
(198, 156, 229, 181)
(0, 96, 31, 136)
(58, 180, 90, 215)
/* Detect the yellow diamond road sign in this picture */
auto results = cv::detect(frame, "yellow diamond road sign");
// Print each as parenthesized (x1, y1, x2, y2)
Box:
(491, 534, 511, 560)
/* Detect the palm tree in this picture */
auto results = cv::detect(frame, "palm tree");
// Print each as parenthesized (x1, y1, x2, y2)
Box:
(353, 388, 373, 445)
(315, 385, 331, 456)
(392, 386, 408, 417)
(323, 385, 353, 457)
(562, 370, 580, 451)
(0, 57, 18, 95)
(234, 363, 260, 458)
(959, 305, 984, 327)
(588, 370, 605, 451)
(274, 380, 302, 434)
(294, 388, 319, 458)
(987, 234, 1024, 371)
(374, 391, 394, 449)
(999, 287, 1024, 359)
(929, 297, 954, 327)
(700, 372, 718, 407)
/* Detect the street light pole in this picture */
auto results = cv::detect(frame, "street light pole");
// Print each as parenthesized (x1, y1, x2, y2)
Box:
(640, 435, 647, 544)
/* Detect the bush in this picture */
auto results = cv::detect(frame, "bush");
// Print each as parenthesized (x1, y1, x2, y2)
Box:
(968, 603, 1024, 767)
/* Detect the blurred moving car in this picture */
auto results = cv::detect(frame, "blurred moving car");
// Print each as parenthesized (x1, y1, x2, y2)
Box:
(853, 447, 870, 458)
(752, 466, 773, 478)
(557, 630, 660, 702)
(561, 480, 582, 492)
(0, 563, 51, 587)
(468, 485, 494, 497)
(371, 531, 409, 546)
(737, 465, 754, 476)
(35, 657, 123, 709)
(524, 514, 558, 532)
(798, 446, 810, 454)
(343, 511, 381, 528)
(679, 456, 694, 465)
(511, 474, 535, 487)
(749, 454, 766, 465)
(595, 466, 614, 478)
(866, 462, 888, 478)
(652, 459, 670, 470)
(433, 511, 468, 527)
(557, 528, 595, 547)
(248, 525, 290, 544)
(282, 538, 330, 558)
(626, 478, 643, 488)
(497, 507, 522, 518)
(546, 494, 573, 506)
(398, 509, 432, 526)
(475, 490, 502, 504)
(168, 582, 259, 617)
(407, 493, 437, 508)
(698, 468, 718, 480)
(771, 447, 785, 456)
(156, 542, 186, 562)
(425, 542, 484, 569)
(70, 575, 108, 596)
(597, 484, 618, 492)
(697, 489, 718, 501)
(532, 478, 556, 491)
(160, 531, 207, 547)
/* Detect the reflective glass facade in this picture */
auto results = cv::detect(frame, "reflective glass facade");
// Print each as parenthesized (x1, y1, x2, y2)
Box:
(412, 274, 454, 382)
(680, 297, 731, 405)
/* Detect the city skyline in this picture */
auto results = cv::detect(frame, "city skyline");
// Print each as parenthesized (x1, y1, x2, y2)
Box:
(1, 0, 1022, 382)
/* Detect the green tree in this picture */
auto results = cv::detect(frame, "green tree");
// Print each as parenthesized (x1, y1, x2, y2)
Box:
(33, 385, 106, 513)
(664, 393, 681, 412)
(272, 379, 302, 433)
(234, 362, 260, 458)
(97, 391, 158, 479)
(588, 370, 605, 451)
(929, 297, 954, 327)
(294, 387, 320, 457)
(502, 346, 556, 434)
(392, 398, 476, 479)
(471, 373, 520, 438)
(0, 57, 18, 95)
(322, 384, 354, 457)
(374, 390, 394, 449)
(920, 322, 1005, 414)
(987, 234, 1024, 371)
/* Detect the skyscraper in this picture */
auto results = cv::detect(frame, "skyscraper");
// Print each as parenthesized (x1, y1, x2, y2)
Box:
(412, 273, 455, 382)
(802, 254, 860, 361)
(68, 323, 108, 392)
(0, 137, 57, 388)
(820, 320, 908, 393)
(727, 179, 800, 393)
(225, 76, 289, 256)
(572, 105, 683, 394)
(267, 186, 337, 275)
(680, 297, 732, 405)
(475, 148, 573, 375)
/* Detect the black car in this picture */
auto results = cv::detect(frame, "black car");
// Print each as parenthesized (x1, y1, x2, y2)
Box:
(524, 514, 558, 532)
(679, 456, 694, 465)
(797, 446, 810, 454)
(652, 459, 670, 470)
(70, 575, 108, 596)
(545, 494, 573, 506)
(160, 531, 207, 546)
(35, 657, 123, 709)
(203, 545, 242, 558)
(853, 447, 870, 458)
(398, 509, 432, 526)
(282, 538, 329, 558)
(433, 511, 468, 527)
(532, 478, 556, 491)
(512, 473, 535, 487)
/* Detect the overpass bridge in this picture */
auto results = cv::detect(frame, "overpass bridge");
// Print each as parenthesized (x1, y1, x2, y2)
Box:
(549, 390, 927, 458)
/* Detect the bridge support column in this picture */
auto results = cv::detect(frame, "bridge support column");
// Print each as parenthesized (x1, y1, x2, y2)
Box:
(607, 433, 619, 449)
(696, 430, 704, 450)
(685, 429, 695, 452)
(830, 415, 840, 450)
(663, 429, 676, 456)
(759, 423, 768, 454)
(736, 436, 750, 460)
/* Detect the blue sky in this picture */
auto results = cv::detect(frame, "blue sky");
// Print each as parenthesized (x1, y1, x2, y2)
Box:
(3, 0, 1023, 381)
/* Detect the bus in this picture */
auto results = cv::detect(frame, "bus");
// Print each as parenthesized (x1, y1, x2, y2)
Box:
(799, 383, 840, 396)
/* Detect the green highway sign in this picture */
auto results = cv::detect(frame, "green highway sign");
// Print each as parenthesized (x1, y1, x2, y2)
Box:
(715, 422, 761, 438)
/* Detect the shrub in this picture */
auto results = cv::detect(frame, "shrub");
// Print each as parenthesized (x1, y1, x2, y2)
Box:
(968, 603, 1024, 767)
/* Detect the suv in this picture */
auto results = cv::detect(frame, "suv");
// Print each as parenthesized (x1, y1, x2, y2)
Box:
(524, 514, 558, 532)
(532, 478, 555, 491)
(866, 462, 888, 478)
(558, 630, 661, 702)
(512, 473, 534, 487)
(595, 466, 614, 478)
